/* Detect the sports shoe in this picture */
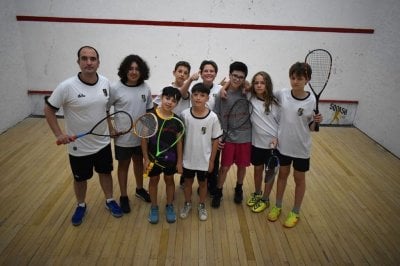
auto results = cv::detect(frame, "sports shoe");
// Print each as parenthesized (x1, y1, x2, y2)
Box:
(180, 202, 192, 219)
(119, 196, 131, 213)
(135, 188, 151, 202)
(166, 204, 176, 223)
(267, 206, 282, 222)
(234, 186, 243, 204)
(211, 188, 223, 208)
(251, 199, 269, 213)
(198, 203, 208, 221)
(246, 192, 262, 207)
(105, 200, 123, 218)
(148, 206, 159, 224)
(284, 211, 300, 228)
(71, 204, 87, 226)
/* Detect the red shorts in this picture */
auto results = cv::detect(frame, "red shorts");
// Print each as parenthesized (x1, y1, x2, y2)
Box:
(220, 142, 251, 167)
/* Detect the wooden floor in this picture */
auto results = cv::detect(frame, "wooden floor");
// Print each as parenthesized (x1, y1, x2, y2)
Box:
(0, 117, 400, 265)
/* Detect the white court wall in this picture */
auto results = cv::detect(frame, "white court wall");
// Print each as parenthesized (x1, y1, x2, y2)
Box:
(0, 1, 31, 133)
(1, 0, 399, 157)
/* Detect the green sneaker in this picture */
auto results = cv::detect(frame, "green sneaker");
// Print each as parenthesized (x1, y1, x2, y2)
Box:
(246, 192, 262, 207)
(251, 199, 269, 213)
(284, 211, 300, 228)
(267, 206, 281, 222)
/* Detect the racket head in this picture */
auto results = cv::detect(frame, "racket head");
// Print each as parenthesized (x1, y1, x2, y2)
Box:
(305, 49, 332, 97)
(155, 116, 185, 157)
(224, 98, 252, 140)
(264, 152, 280, 184)
(95, 110, 133, 137)
(133, 112, 158, 138)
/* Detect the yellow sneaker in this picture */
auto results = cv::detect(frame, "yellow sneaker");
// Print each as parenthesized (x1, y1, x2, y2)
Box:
(267, 206, 281, 222)
(283, 211, 300, 228)
(246, 192, 262, 207)
(251, 199, 269, 213)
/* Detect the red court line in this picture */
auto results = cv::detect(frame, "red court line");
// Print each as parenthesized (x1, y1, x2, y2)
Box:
(27, 90, 359, 103)
(16, 16, 374, 34)
(320, 99, 358, 104)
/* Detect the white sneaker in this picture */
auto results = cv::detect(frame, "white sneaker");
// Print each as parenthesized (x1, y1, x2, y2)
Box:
(198, 203, 208, 221)
(180, 202, 192, 219)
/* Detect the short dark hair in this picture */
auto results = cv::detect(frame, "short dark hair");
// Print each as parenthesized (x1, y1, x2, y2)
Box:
(117, 54, 150, 85)
(191, 83, 210, 95)
(229, 61, 248, 77)
(77, 46, 99, 59)
(289, 62, 312, 80)
(161, 86, 182, 102)
(199, 60, 218, 73)
(174, 61, 191, 72)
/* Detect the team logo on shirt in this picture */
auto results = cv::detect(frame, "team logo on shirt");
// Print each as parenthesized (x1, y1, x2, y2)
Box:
(201, 127, 207, 134)
(297, 108, 304, 116)
(141, 94, 146, 102)
(103, 89, 108, 97)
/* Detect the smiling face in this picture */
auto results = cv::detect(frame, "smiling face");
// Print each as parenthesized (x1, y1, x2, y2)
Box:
(126, 62, 141, 86)
(200, 64, 217, 86)
(229, 71, 246, 89)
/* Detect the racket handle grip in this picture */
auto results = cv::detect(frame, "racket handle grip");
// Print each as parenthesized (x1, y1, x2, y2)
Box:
(143, 162, 154, 178)
(314, 109, 320, 132)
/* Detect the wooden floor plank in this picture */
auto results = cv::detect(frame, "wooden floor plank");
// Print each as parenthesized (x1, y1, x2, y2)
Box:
(1, 118, 400, 265)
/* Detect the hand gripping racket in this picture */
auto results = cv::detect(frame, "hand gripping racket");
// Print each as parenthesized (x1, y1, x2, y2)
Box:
(143, 116, 185, 178)
(305, 49, 332, 131)
(222, 98, 252, 142)
(56, 110, 133, 145)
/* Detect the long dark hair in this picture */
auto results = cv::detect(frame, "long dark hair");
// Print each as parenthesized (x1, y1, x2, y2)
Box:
(118, 54, 150, 85)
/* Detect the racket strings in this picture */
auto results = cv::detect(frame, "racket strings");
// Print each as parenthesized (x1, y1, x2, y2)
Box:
(308, 52, 332, 92)
(134, 114, 158, 138)
(113, 112, 133, 135)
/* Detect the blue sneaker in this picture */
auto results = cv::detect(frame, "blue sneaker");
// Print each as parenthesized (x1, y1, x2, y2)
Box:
(105, 200, 123, 218)
(71, 205, 86, 226)
(166, 204, 176, 223)
(148, 206, 159, 224)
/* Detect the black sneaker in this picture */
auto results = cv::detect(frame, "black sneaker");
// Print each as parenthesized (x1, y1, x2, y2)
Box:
(136, 188, 151, 202)
(120, 196, 131, 213)
(234, 186, 243, 204)
(211, 188, 223, 208)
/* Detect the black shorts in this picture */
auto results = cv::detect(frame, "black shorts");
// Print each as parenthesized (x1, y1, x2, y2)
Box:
(278, 153, 310, 172)
(251, 145, 276, 166)
(182, 168, 208, 182)
(148, 163, 176, 177)
(114, 145, 142, 160)
(69, 144, 113, 182)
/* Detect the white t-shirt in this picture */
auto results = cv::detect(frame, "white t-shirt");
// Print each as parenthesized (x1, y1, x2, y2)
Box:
(206, 83, 222, 111)
(275, 88, 316, 158)
(181, 108, 223, 171)
(108, 80, 154, 147)
(47, 74, 111, 156)
(249, 95, 279, 149)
